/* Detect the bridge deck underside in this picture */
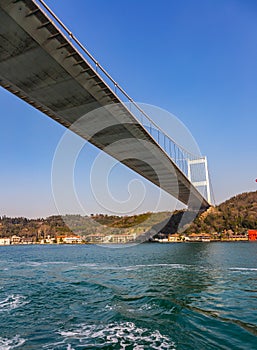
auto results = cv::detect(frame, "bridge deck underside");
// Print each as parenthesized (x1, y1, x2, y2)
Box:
(0, 0, 209, 210)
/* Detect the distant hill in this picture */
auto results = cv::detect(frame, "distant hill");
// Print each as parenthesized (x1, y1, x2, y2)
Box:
(0, 212, 171, 241)
(183, 191, 257, 235)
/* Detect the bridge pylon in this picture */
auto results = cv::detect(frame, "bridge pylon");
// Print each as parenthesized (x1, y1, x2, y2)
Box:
(188, 157, 211, 205)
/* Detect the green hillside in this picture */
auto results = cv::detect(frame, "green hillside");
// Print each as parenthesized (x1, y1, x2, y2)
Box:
(0, 212, 171, 241)
(184, 191, 257, 234)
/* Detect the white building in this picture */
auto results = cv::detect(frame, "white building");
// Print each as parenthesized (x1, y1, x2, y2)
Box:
(63, 236, 82, 244)
(11, 235, 21, 244)
(0, 238, 11, 245)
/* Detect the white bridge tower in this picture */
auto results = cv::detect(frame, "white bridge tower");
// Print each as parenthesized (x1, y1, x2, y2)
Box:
(188, 157, 211, 204)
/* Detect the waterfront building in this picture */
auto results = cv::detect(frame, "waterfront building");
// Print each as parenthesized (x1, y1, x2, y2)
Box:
(11, 235, 21, 244)
(85, 233, 136, 244)
(22, 238, 34, 244)
(56, 235, 82, 244)
(188, 233, 201, 241)
(188, 233, 212, 242)
(168, 234, 180, 242)
(248, 229, 257, 241)
(63, 236, 82, 244)
(85, 234, 106, 243)
(228, 235, 248, 241)
(110, 234, 136, 244)
(0, 238, 10, 245)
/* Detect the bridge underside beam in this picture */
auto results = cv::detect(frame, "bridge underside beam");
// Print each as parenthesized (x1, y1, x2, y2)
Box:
(0, 0, 210, 210)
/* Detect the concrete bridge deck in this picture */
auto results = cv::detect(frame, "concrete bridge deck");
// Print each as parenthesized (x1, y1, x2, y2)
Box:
(0, 0, 210, 210)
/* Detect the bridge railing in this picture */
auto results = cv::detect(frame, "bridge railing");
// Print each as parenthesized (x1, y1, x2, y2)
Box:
(35, 0, 209, 196)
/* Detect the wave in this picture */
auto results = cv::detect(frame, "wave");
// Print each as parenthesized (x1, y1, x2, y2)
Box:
(126, 263, 188, 270)
(66, 345, 75, 350)
(105, 302, 154, 312)
(59, 322, 175, 349)
(74, 263, 98, 267)
(22, 261, 191, 271)
(79, 263, 190, 271)
(27, 261, 70, 266)
(0, 294, 28, 312)
(0, 335, 25, 349)
(229, 267, 257, 272)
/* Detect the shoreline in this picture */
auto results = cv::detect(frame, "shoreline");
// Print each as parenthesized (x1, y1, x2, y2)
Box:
(0, 240, 254, 247)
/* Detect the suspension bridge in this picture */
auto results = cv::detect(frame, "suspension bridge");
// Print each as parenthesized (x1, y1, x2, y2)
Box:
(0, 0, 212, 211)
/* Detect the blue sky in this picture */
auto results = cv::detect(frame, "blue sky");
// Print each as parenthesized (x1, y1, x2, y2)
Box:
(1, 0, 257, 217)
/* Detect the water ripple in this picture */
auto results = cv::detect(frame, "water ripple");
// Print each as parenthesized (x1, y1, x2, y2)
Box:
(0, 295, 29, 312)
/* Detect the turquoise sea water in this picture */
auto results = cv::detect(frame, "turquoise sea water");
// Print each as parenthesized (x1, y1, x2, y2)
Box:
(0, 242, 257, 349)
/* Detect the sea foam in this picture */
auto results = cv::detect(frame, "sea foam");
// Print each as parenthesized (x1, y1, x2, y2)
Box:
(59, 321, 175, 349)
(0, 294, 28, 312)
(0, 335, 25, 349)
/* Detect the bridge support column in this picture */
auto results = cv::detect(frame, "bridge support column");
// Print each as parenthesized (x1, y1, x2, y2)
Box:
(188, 157, 211, 204)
